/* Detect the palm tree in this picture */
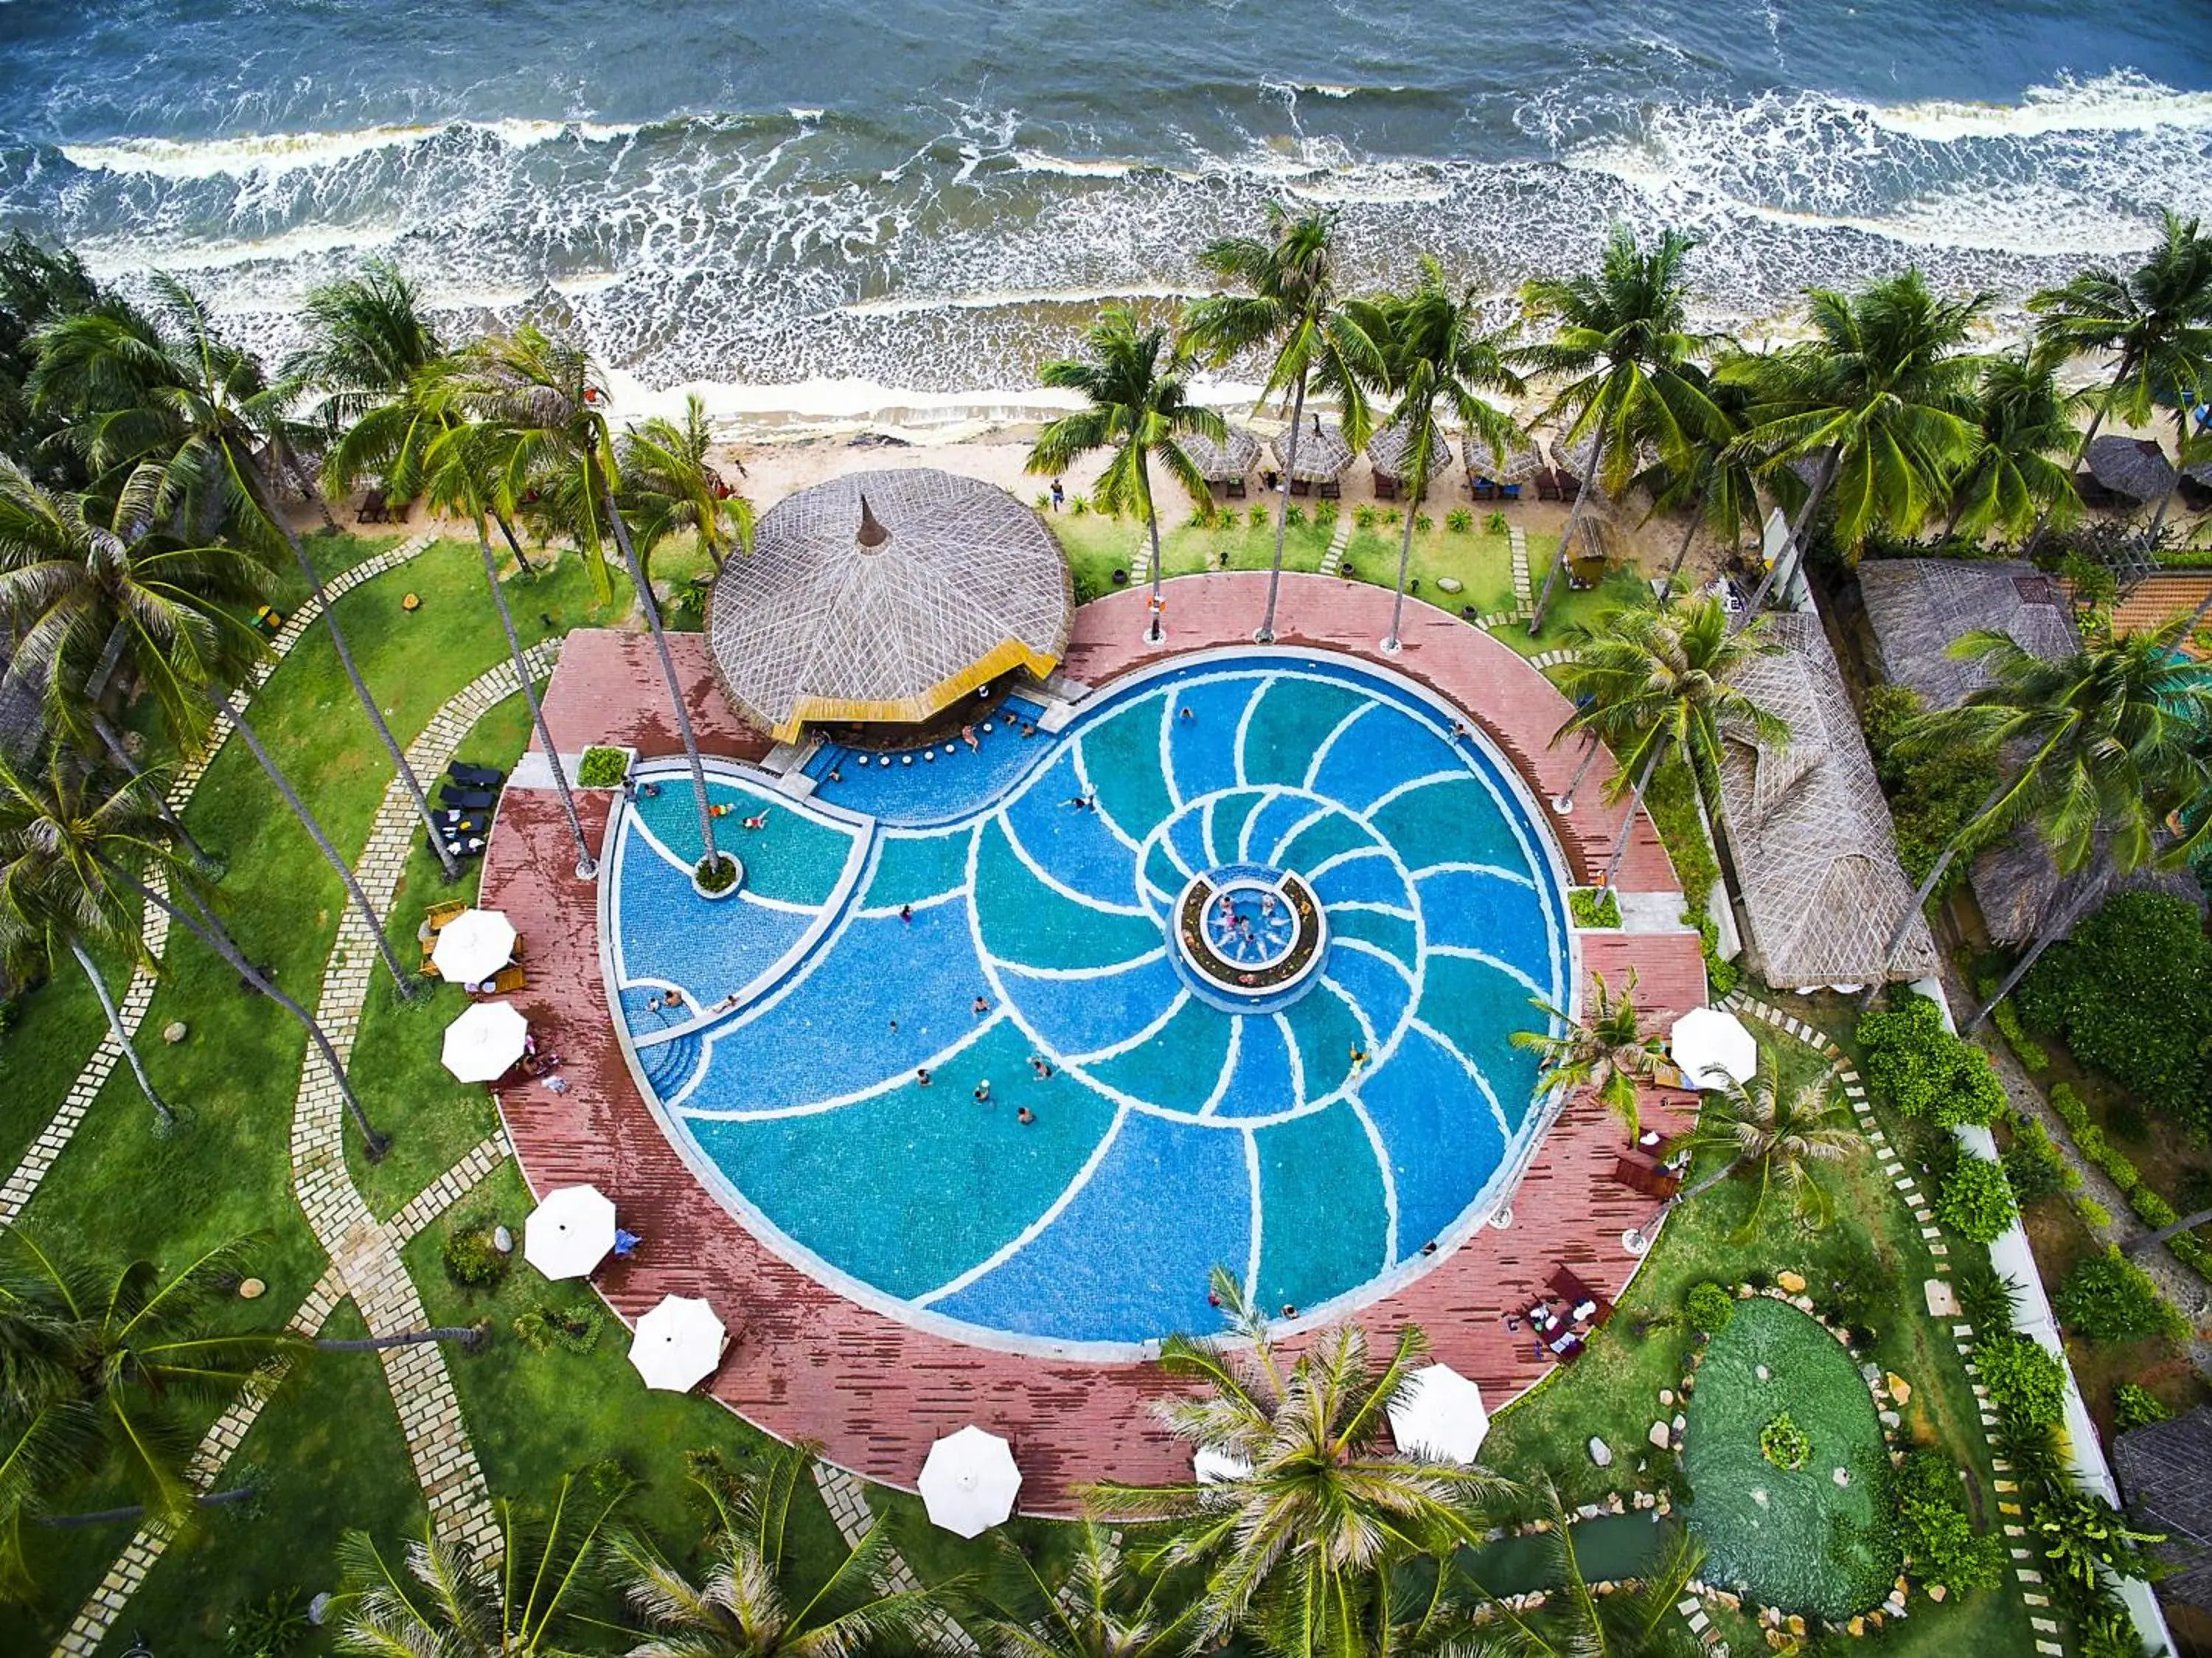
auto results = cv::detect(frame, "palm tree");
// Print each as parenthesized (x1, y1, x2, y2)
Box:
(974, 1519, 1203, 1658)
(1721, 271, 1988, 610)
(1681, 1059, 1862, 1238)
(338, 1474, 625, 1655)
(1183, 204, 1385, 642)
(1944, 341, 2084, 546)
(1520, 226, 1726, 634)
(1552, 594, 1787, 888)
(1368, 258, 1526, 653)
(0, 1231, 299, 1601)
(1469, 1478, 1704, 1657)
(617, 392, 754, 577)
(614, 1440, 941, 1658)
(1085, 1265, 1508, 1650)
(1029, 307, 1222, 646)
(431, 327, 729, 881)
(1636, 370, 1767, 605)
(30, 274, 463, 881)
(1511, 968, 1666, 1141)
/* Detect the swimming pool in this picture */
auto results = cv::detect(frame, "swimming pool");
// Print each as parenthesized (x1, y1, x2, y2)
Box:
(602, 649, 1576, 1355)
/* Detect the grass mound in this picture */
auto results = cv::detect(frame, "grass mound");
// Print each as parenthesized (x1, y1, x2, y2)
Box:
(1680, 1297, 1888, 1619)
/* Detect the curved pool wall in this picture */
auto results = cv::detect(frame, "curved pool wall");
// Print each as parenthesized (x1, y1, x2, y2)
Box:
(599, 648, 1579, 1358)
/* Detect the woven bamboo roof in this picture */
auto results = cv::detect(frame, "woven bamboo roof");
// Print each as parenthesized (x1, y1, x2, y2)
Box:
(1268, 418, 1353, 482)
(2087, 434, 2177, 502)
(1467, 436, 1541, 482)
(1366, 419, 1452, 483)
(2115, 1409, 2212, 1609)
(1715, 609, 1937, 988)
(1183, 426, 1261, 482)
(1857, 559, 2079, 711)
(705, 468, 1071, 742)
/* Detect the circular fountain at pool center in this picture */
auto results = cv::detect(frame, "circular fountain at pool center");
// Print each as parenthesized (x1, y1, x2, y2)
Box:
(1169, 862, 1329, 1013)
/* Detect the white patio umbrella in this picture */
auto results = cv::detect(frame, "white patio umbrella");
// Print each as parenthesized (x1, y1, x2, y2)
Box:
(432, 907, 517, 984)
(524, 1184, 618, 1280)
(441, 1001, 529, 1083)
(918, 1426, 1021, 1537)
(1669, 1005, 1758, 1090)
(627, 1295, 727, 1392)
(1193, 1445, 1252, 1485)
(1388, 1364, 1490, 1463)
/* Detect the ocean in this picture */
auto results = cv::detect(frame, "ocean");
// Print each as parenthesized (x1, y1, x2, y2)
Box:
(1, 0, 2208, 420)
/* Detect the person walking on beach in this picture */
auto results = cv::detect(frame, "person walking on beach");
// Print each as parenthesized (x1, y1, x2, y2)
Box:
(1051, 478, 1065, 512)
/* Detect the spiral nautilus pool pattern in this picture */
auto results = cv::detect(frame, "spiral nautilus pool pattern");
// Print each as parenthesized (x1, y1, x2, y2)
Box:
(604, 652, 1573, 1353)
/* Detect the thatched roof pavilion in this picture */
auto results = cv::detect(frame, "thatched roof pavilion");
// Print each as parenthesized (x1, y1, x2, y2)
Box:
(1182, 426, 1261, 483)
(705, 468, 1071, 743)
(1857, 560, 2079, 711)
(1715, 611, 1936, 988)
(1268, 417, 1353, 483)
(2116, 1408, 2212, 1610)
(1366, 419, 1452, 486)
(2086, 434, 2177, 502)
(1467, 436, 1541, 482)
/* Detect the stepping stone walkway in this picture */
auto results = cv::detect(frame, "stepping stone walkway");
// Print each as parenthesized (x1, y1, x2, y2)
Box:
(812, 1463, 979, 1653)
(1316, 514, 1353, 577)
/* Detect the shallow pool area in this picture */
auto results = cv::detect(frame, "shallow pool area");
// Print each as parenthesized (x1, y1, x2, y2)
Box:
(602, 651, 1575, 1353)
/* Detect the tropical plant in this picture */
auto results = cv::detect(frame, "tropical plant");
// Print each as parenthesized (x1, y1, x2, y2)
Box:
(1029, 307, 1221, 645)
(1510, 966, 1665, 1140)
(973, 1518, 1202, 1658)
(2112, 1383, 2171, 1433)
(1879, 1450, 2007, 1595)
(1945, 338, 2084, 544)
(1467, 1477, 1703, 1657)
(1682, 1058, 1862, 1238)
(0, 1231, 298, 1600)
(337, 1473, 625, 1656)
(617, 392, 754, 573)
(2054, 1248, 2185, 1344)
(1083, 1264, 1506, 1650)
(1552, 593, 1787, 887)
(1519, 224, 1726, 632)
(1364, 257, 1525, 651)
(1854, 992, 2006, 1127)
(1635, 369, 1767, 603)
(2033, 1491, 2167, 1593)
(1933, 1156, 2018, 1244)
(1978, 1333, 2070, 1426)
(0, 229, 104, 478)
(1183, 203, 1384, 642)
(1684, 1281, 1736, 1333)
(1759, 1412, 1811, 1470)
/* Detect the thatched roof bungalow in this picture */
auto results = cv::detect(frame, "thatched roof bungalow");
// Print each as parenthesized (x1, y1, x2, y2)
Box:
(1857, 559, 2079, 710)
(2115, 1408, 2212, 1610)
(1182, 426, 1261, 484)
(1366, 419, 1452, 490)
(1267, 417, 1353, 484)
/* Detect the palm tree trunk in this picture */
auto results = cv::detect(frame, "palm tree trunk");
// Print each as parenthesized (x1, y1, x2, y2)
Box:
(493, 510, 537, 575)
(1742, 446, 1838, 619)
(2124, 1204, 2212, 1255)
(1601, 747, 1662, 889)
(1139, 453, 1165, 644)
(91, 712, 212, 865)
(600, 478, 720, 870)
(117, 867, 390, 1157)
(1657, 510, 1700, 604)
(240, 449, 459, 884)
(213, 689, 417, 999)
(276, 440, 339, 533)
(1970, 881, 2103, 1032)
(1529, 429, 1603, 634)
(2024, 390, 2114, 561)
(1552, 731, 1604, 812)
(1256, 373, 1307, 644)
(1383, 454, 1421, 653)
(476, 525, 594, 878)
(1860, 777, 2012, 1007)
(69, 937, 174, 1128)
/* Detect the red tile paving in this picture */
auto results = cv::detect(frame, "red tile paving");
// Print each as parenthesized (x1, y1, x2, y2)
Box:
(484, 581, 1706, 1511)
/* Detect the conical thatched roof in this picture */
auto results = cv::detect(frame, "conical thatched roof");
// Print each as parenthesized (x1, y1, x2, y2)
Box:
(1268, 417, 1353, 482)
(705, 468, 1071, 742)
(1366, 418, 1453, 483)
(1467, 435, 1540, 482)
(2087, 434, 2177, 502)
(1182, 426, 1261, 482)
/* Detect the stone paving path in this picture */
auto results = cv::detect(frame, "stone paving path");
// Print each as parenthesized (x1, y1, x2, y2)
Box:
(812, 1463, 978, 1653)
(1315, 513, 1352, 577)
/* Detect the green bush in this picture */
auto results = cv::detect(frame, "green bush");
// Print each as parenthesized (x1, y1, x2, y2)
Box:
(1953, 1261, 2019, 1337)
(224, 1586, 310, 1658)
(1934, 1157, 2018, 1243)
(2054, 1247, 2185, 1344)
(2017, 891, 2212, 1132)
(2112, 1381, 2172, 1432)
(1990, 998, 2048, 1071)
(1354, 504, 1377, 530)
(577, 746, 630, 788)
(1759, 1411, 1811, 1471)
(1856, 993, 2006, 1127)
(1860, 684, 2000, 895)
(2073, 1194, 2114, 1229)
(1569, 887, 1621, 928)
(1284, 503, 1307, 528)
(1685, 1280, 1736, 1333)
(1444, 507, 1472, 533)
(1978, 1333, 2069, 1426)
(1643, 761, 1721, 911)
(2001, 1117, 2077, 1204)
(1380, 507, 1401, 527)
(695, 853, 739, 893)
(1879, 1451, 2006, 1595)
(441, 1218, 511, 1290)
(1247, 504, 1267, 529)
(512, 1302, 602, 1354)
(1485, 510, 1509, 535)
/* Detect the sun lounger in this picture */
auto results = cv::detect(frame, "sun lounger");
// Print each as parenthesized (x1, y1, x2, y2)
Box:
(425, 900, 470, 932)
(431, 833, 487, 859)
(487, 963, 526, 994)
(1499, 481, 1521, 502)
(1470, 475, 1496, 501)
(1225, 476, 1248, 499)
(440, 785, 495, 811)
(447, 762, 507, 789)
(1534, 471, 1561, 502)
(1548, 1264, 1614, 1326)
(1374, 475, 1398, 502)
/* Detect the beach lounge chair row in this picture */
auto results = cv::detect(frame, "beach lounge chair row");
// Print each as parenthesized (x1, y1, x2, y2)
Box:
(356, 493, 413, 524)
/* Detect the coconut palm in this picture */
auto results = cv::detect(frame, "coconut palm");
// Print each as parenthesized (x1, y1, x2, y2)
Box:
(1511, 968, 1666, 1141)
(338, 1474, 625, 1656)
(1635, 370, 1767, 604)
(974, 1519, 1203, 1658)
(1680, 1059, 1862, 1238)
(1468, 1478, 1704, 1658)
(614, 1439, 941, 1658)
(0, 231, 104, 484)
(1183, 204, 1386, 642)
(617, 392, 754, 577)
(1945, 339, 2084, 545)
(1720, 271, 1988, 609)
(31, 274, 463, 881)
(1029, 308, 1221, 646)
(1552, 594, 1788, 889)
(1520, 226, 1728, 634)
(1085, 1265, 1509, 1650)
(0, 1231, 299, 1602)
(430, 326, 729, 881)
(1367, 258, 1526, 651)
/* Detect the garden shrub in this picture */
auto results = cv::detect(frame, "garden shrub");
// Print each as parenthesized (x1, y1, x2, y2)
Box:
(224, 1586, 310, 1658)
(1643, 762, 1720, 910)
(1354, 504, 1377, 530)
(1284, 504, 1307, 528)
(1978, 1333, 2069, 1426)
(1246, 504, 1267, 528)
(2016, 891, 2212, 1132)
(576, 745, 630, 788)
(1759, 1412, 1811, 1470)
(1684, 1280, 1735, 1333)
(1934, 1157, 2017, 1243)
(695, 853, 738, 893)
(1856, 993, 2006, 1127)
(1569, 887, 1621, 928)
(1990, 998, 2048, 1071)
(1953, 1261, 2020, 1337)
(1860, 684, 2000, 893)
(2073, 1194, 2114, 1229)
(2112, 1381, 2172, 1432)
(1878, 1451, 2006, 1595)
(2054, 1248, 2185, 1344)
(1485, 510, 1509, 535)
(2002, 1117, 2076, 1204)
(441, 1218, 510, 1290)
(513, 1302, 602, 1354)
(1444, 507, 1472, 533)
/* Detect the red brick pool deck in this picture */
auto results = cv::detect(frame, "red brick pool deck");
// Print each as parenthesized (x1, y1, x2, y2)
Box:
(482, 574, 1708, 1510)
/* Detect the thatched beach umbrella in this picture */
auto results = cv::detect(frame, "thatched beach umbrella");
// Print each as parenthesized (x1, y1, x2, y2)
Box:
(1268, 416, 1353, 483)
(1468, 435, 1541, 482)
(2085, 434, 2177, 503)
(1366, 418, 1453, 486)
(1182, 425, 1261, 483)
(704, 468, 1071, 744)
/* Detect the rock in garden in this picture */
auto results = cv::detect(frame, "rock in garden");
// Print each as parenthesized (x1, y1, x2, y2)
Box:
(1755, 1364, 1770, 1380)
(1924, 1277, 1960, 1317)
(1659, 1387, 1674, 1406)
(237, 1277, 265, 1300)
(1751, 1488, 1768, 1508)
(162, 1021, 187, 1044)
(1775, 1269, 1806, 1293)
(1436, 576, 1463, 593)
(308, 1593, 332, 1626)
(1588, 1436, 1613, 1466)
(1833, 1466, 1851, 1486)
(1879, 1409, 1902, 1429)
(493, 1224, 514, 1253)
(1927, 1584, 1946, 1602)
(1649, 1420, 1672, 1449)
(1885, 1372, 1912, 1405)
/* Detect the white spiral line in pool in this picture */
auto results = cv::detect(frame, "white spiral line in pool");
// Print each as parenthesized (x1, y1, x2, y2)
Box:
(1158, 690, 1185, 813)
(1195, 1017, 1245, 1119)
(1411, 858, 1536, 889)
(991, 946, 1169, 984)
(1330, 901, 1418, 920)
(1200, 794, 1223, 867)
(1429, 943, 1548, 999)
(677, 1011, 1006, 1121)
(1234, 786, 1287, 864)
(1265, 801, 1336, 868)
(1358, 768, 1467, 823)
(1242, 1128, 1265, 1302)
(1411, 1018, 1514, 1140)
(1306, 843, 1391, 883)
(1274, 1011, 1308, 1112)
(1069, 742, 1145, 856)
(1334, 933, 1416, 985)
(1231, 673, 1276, 788)
(1324, 975, 1381, 1058)
(854, 885, 965, 920)
(1349, 1096, 1402, 1266)
(1061, 989, 1193, 1067)
(996, 814, 1151, 917)
(1303, 701, 1380, 792)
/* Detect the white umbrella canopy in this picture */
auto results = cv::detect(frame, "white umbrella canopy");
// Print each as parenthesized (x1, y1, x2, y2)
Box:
(1388, 1364, 1490, 1463)
(627, 1295, 728, 1392)
(918, 1426, 1022, 1536)
(1669, 1006, 1759, 1090)
(431, 908, 517, 984)
(524, 1184, 618, 1280)
(441, 1001, 529, 1083)
(1194, 1445, 1253, 1485)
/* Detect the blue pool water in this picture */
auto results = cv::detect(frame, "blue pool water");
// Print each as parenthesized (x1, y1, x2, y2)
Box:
(605, 651, 1573, 1353)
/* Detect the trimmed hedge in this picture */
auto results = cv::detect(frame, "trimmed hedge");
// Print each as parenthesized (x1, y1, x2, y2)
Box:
(1857, 993, 2006, 1128)
(2048, 1083, 2212, 1278)
(2054, 1248, 2187, 1345)
(1934, 1157, 2018, 1244)
(1978, 1333, 2069, 1426)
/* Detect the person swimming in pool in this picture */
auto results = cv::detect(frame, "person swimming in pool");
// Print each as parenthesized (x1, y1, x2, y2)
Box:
(960, 724, 979, 752)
